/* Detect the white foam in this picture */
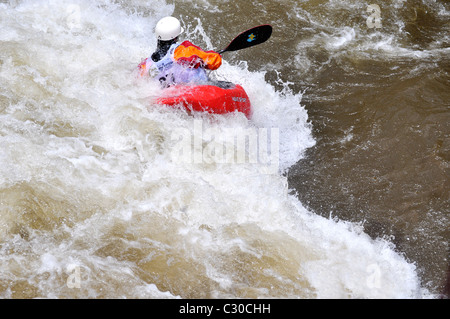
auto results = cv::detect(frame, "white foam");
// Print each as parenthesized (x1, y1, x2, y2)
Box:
(0, 0, 431, 298)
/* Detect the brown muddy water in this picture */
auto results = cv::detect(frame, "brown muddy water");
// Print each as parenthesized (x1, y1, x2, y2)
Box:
(0, 0, 448, 298)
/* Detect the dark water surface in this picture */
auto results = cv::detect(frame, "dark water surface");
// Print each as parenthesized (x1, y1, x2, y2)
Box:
(176, 0, 449, 295)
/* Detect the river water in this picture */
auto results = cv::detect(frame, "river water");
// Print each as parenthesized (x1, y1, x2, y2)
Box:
(0, 0, 448, 298)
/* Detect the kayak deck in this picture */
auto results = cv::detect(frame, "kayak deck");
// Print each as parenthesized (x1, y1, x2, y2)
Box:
(155, 81, 251, 118)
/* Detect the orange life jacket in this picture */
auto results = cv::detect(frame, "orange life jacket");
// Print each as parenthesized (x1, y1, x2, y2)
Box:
(173, 41, 222, 70)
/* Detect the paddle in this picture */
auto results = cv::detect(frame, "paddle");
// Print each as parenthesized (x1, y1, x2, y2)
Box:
(217, 24, 273, 55)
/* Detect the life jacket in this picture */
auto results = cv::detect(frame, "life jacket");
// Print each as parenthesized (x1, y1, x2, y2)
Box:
(173, 41, 222, 70)
(138, 41, 222, 86)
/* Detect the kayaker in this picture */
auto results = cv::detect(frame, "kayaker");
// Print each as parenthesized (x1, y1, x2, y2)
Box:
(138, 16, 222, 87)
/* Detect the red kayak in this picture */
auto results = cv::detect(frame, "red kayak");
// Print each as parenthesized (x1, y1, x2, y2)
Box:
(155, 81, 251, 118)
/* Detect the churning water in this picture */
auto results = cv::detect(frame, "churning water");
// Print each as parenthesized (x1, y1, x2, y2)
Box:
(0, 0, 447, 298)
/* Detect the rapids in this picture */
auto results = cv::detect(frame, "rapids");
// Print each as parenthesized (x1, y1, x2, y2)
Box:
(1, 0, 446, 298)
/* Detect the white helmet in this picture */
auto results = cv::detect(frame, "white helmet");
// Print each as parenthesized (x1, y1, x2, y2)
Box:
(155, 16, 184, 41)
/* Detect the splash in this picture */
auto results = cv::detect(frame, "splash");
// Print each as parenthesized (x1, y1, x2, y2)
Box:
(0, 0, 432, 298)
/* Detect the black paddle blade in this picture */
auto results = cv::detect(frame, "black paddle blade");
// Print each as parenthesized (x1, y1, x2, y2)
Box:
(219, 24, 273, 54)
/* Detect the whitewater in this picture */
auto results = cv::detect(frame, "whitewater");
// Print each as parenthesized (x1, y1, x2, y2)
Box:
(0, 0, 433, 298)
